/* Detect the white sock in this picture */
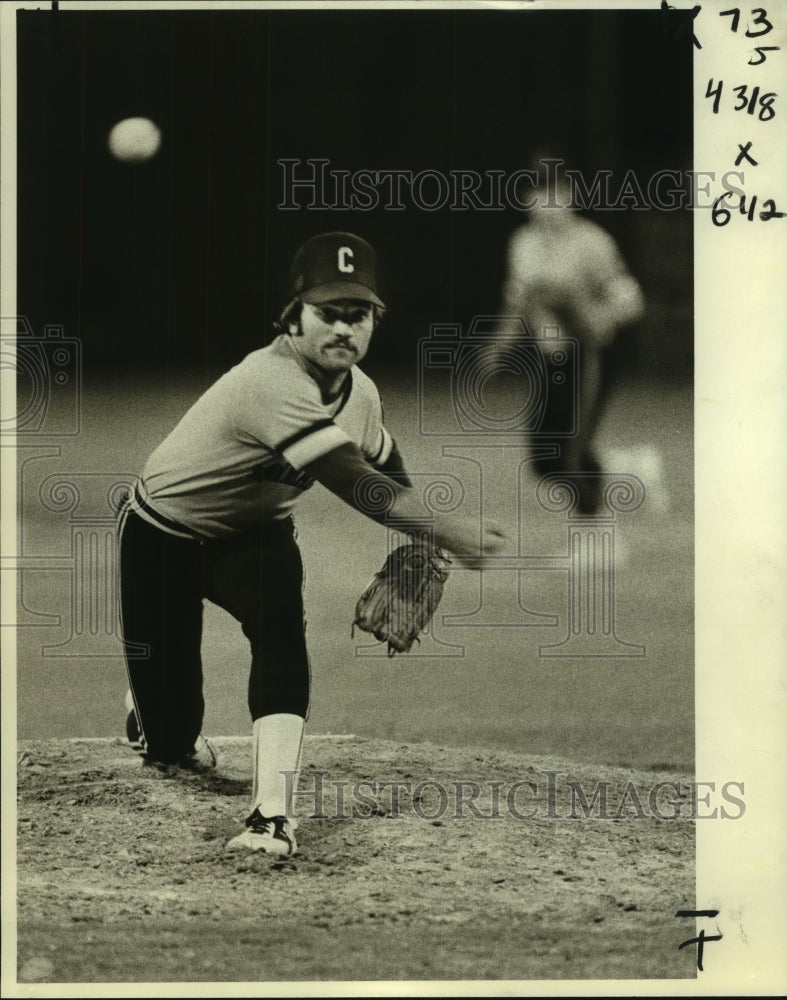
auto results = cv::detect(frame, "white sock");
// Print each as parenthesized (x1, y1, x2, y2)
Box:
(251, 713, 305, 821)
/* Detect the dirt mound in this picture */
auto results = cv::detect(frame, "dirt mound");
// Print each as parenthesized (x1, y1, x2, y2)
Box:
(14, 736, 696, 985)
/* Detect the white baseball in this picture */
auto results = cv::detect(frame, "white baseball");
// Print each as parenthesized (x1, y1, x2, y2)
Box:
(107, 117, 162, 163)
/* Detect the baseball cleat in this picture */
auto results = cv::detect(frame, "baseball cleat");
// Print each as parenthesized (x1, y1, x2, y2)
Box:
(225, 809, 297, 856)
(125, 690, 218, 773)
(172, 734, 219, 774)
(139, 734, 219, 775)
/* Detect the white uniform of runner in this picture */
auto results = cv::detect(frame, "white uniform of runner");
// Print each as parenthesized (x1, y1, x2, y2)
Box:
(498, 173, 644, 514)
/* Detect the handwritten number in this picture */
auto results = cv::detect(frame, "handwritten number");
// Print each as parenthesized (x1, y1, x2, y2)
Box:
(676, 910, 722, 972)
(712, 192, 784, 225)
(720, 7, 741, 31)
(732, 84, 777, 119)
(706, 79, 723, 114)
(759, 199, 787, 220)
(732, 84, 753, 111)
(748, 45, 780, 65)
(745, 8, 773, 37)
(678, 930, 723, 972)
(712, 193, 733, 227)
(709, 7, 779, 231)
(720, 8, 773, 36)
(757, 91, 776, 121)
(739, 194, 758, 221)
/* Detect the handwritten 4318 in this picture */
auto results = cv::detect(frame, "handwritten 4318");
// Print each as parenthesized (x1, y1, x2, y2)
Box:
(705, 80, 776, 120)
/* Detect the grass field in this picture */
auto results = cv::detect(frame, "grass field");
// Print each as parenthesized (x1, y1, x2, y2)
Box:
(14, 369, 693, 772)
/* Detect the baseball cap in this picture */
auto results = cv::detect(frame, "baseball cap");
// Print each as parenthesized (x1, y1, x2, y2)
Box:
(290, 232, 385, 308)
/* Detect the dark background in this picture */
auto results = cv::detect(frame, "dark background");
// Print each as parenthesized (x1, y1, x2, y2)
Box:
(17, 7, 693, 381)
(14, 6, 695, 770)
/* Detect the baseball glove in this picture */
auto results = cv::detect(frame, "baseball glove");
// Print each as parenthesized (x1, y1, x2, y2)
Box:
(352, 542, 452, 656)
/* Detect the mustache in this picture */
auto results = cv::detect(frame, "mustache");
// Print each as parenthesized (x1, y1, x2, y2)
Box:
(326, 338, 357, 353)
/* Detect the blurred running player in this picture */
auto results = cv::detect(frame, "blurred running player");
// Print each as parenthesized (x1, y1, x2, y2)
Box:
(494, 157, 645, 513)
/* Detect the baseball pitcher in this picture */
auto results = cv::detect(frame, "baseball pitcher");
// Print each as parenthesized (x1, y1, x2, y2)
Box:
(118, 232, 506, 856)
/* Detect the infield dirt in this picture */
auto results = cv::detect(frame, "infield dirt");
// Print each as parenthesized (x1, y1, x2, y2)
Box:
(13, 734, 696, 986)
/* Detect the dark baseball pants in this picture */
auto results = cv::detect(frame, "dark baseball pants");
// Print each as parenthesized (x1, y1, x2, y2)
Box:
(528, 342, 614, 515)
(118, 505, 311, 764)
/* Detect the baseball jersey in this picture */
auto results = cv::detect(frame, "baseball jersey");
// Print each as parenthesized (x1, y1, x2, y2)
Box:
(131, 334, 394, 538)
(502, 216, 644, 349)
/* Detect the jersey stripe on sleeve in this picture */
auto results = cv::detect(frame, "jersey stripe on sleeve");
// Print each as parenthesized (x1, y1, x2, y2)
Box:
(370, 426, 393, 466)
(279, 419, 353, 470)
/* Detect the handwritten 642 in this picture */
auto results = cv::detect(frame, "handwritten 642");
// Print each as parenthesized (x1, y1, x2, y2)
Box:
(711, 191, 786, 226)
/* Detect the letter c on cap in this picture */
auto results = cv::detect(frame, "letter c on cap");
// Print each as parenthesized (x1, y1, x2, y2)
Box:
(338, 246, 354, 273)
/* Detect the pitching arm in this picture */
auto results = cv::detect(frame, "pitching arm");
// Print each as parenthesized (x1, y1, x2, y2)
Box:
(374, 437, 412, 488)
(304, 442, 504, 564)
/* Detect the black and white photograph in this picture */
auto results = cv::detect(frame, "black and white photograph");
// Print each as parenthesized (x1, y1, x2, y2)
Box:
(1, 0, 785, 994)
